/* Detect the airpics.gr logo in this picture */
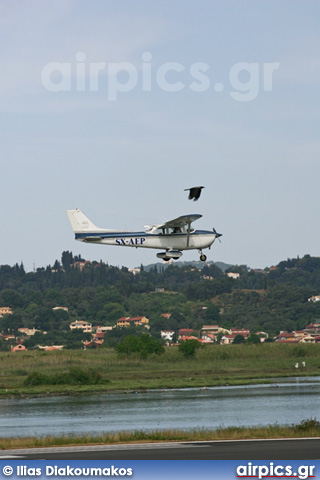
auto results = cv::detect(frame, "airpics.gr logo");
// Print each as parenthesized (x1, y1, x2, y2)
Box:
(236, 462, 316, 480)
(41, 51, 280, 102)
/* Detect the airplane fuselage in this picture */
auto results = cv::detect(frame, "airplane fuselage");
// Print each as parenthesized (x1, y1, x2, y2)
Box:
(75, 230, 216, 251)
(67, 209, 221, 262)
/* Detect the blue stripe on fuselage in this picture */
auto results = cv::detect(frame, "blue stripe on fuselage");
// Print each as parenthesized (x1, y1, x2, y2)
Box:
(75, 230, 213, 240)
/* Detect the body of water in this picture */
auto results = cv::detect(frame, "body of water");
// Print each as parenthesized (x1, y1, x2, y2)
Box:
(1, 377, 319, 437)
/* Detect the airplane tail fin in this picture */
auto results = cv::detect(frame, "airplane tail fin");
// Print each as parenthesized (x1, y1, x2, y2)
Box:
(66, 209, 100, 233)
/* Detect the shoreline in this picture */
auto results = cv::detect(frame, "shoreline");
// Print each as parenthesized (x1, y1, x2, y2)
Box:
(1, 422, 320, 450)
(1, 372, 319, 399)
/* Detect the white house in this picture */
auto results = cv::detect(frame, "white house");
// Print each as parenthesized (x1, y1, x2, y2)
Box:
(96, 326, 113, 333)
(161, 330, 175, 342)
(308, 295, 320, 302)
(18, 328, 40, 336)
(70, 320, 92, 333)
(227, 272, 240, 279)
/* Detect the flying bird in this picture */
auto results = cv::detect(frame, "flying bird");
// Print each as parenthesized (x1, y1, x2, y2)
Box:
(184, 186, 205, 201)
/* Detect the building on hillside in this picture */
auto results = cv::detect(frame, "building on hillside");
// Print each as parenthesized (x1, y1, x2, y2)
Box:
(161, 330, 175, 342)
(0, 307, 13, 317)
(2, 334, 15, 341)
(230, 328, 250, 339)
(179, 335, 200, 342)
(274, 331, 299, 343)
(69, 320, 92, 333)
(95, 326, 113, 333)
(293, 330, 307, 339)
(11, 344, 27, 352)
(299, 335, 317, 343)
(38, 345, 64, 351)
(198, 338, 214, 344)
(73, 260, 91, 271)
(92, 332, 105, 344)
(160, 313, 172, 319)
(308, 295, 320, 302)
(116, 316, 149, 328)
(178, 328, 198, 339)
(256, 331, 269, 342)
(220, 334, 237, 345)
(201, 325, 230, 336)
(128, 268, 140, 275)
(18, 328, 40, 336)
(304, 323, 320, 333)
(52, 306, 69, 312)
(201, 333, 216, 343)
(226, 272, 240, 279)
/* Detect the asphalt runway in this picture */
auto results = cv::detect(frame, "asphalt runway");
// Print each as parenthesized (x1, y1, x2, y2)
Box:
(1, 438, 319, 460)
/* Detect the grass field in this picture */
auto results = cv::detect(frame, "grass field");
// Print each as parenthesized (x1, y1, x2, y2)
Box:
(0, 343, 319, 396)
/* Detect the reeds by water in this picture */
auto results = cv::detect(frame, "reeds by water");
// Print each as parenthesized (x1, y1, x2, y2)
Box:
(1, 420, 320, 451)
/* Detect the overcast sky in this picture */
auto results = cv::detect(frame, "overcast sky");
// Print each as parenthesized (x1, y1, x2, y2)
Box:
(1, 0, 319, 271)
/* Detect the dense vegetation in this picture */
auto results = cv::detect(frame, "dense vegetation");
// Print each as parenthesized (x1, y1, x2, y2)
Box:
(1, 252, 320, 351)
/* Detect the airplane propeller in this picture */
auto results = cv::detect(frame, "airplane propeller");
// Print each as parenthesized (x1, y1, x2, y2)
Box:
(213, 227, 222, 243)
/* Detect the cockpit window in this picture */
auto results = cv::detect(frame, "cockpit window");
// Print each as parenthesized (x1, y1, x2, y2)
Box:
(148, 225, 194, 235)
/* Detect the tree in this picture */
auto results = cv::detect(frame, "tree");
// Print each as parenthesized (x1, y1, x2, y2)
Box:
(61, 251, 73, 270)
(178, 339, 201, 358)
(0, 289, 25, 308)
(216, 331, 224, 344)
(97, 302, 126, 324)
(247, 333, 261, 344)
(115, 334, 164, 359)
(0, 313, 22, 335)
(233, 334, 246, 344)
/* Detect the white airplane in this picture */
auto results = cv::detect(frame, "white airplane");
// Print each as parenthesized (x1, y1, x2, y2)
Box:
(66, 208, 222, 262)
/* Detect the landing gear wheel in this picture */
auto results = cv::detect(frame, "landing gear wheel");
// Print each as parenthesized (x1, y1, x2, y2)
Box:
(200, 253, 207, 262)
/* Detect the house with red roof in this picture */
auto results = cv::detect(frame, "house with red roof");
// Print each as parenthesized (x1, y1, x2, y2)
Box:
(178, 329, 198, 339)
(11, 344, 27, 352)
(274, 331, 299, 343)
(116, 316, 149, 328)
(230, 328, 250, 337)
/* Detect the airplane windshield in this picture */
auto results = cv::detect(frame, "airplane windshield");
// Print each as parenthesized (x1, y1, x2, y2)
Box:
(148, 225, 194, 235)
(167, 226, 191, 234)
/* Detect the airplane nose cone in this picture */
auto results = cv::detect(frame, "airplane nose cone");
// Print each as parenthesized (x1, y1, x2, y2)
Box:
(212, 228, 222, 237)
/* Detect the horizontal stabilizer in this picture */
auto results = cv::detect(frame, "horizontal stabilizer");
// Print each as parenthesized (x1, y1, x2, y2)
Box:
(83, 237, 103, 242)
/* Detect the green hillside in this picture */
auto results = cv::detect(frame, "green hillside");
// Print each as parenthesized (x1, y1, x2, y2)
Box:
(0, 252, 320, 350)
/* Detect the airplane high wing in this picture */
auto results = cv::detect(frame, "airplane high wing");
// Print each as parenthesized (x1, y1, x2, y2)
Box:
(67, 209, 221, 262)
(145, 214, 201, 232)
(158, 214, 202, 229)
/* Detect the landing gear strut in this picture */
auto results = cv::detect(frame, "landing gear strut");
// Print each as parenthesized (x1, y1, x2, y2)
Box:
(200, 252, 207, 262)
